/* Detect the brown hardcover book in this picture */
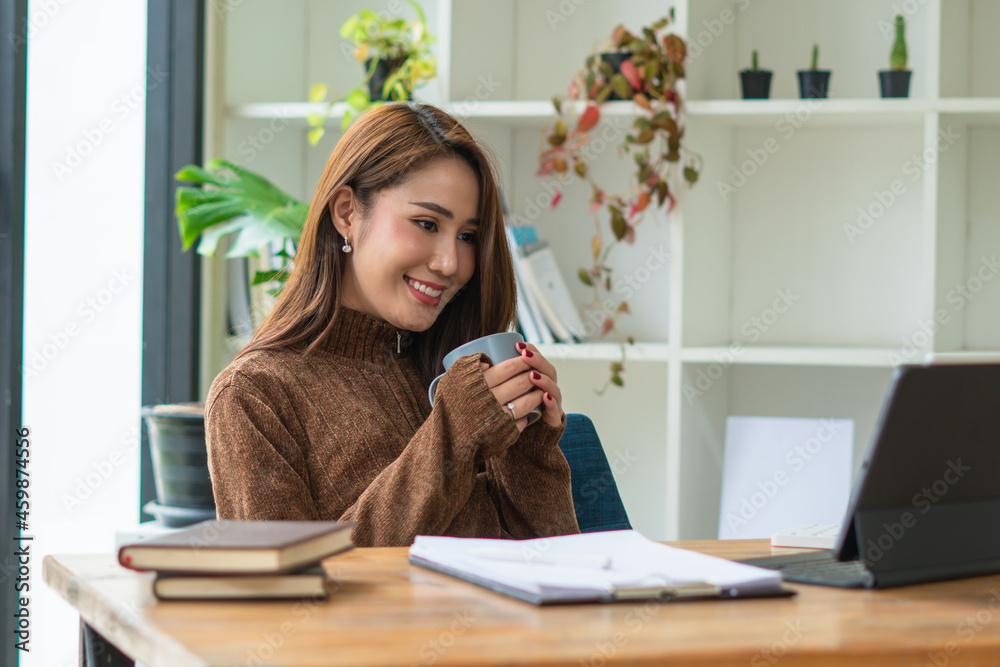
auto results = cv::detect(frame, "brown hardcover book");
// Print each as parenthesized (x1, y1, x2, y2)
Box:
(153, 564, 330, 601)
(118, 520, 355, 574)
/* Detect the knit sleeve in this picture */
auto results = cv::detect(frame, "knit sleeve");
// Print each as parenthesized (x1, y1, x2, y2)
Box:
(485, 412, 581, 538)
(340, 353, 521, 546)
(205, 381, 320, 522)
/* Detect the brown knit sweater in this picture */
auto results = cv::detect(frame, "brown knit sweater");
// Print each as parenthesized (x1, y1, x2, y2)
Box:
(205, 308, 580, 547)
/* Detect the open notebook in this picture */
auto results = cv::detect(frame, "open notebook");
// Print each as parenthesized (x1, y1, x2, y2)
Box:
(409, 530, 793, 605)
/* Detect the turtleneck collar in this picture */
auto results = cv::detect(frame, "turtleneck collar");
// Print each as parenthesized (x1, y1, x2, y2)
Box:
(318, 308, 410, 362)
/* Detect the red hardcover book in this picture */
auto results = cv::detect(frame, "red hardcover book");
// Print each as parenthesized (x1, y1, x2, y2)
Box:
(118, 520, 354, 574)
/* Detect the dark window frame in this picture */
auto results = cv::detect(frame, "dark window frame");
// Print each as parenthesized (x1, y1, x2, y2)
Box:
(1, 1, 28, 665)
(140, 0, 205, 520)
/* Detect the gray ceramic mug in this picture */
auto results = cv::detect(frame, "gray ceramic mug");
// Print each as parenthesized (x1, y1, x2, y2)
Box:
(428, 331, 543, 426)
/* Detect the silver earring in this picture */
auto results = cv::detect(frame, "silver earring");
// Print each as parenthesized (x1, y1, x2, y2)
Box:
(341, 238, 352, 253)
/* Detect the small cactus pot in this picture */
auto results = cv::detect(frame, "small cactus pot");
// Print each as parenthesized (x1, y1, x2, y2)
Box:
(879, 70, 911, 98)
(797, 70, 831, 99)
(740, 70, 773, 99)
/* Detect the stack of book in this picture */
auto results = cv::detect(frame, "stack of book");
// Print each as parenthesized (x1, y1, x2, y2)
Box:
(117, 520, 354, 601)
(505, 218, 587, 345)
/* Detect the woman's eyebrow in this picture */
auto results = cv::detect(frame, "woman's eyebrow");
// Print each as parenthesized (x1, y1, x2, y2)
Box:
(411, 201, 452, 218)
(410, 201, 479, 225)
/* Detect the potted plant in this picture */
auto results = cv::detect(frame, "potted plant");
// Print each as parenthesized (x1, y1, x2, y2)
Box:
(596, 25, 638, 101)
(740, 50, 773, 99)
(174, 158, 306, 296)
(879, 15, 911, 98)
(797, 44, 831, 99)
(137, 162, 309, 526)
(537, 14, 701, 390)
(140, 403, 218, 527)
(308, 0, 436, 140)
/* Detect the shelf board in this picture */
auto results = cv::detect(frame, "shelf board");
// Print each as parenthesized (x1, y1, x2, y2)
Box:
(230, 98, 1000, 129)
(449, 100, 556, 125)
(451, 100, 652, 127)
(536, 343, 909, 367)
(536, 341, 670, 363)
(228, 100, 641, 128)
(937, 98, 1000, 124)
(685, 98, 930, 126)
(680, 346, 900, 368)
(923, 350, 1000, 364)
(230, 102, 326, 121)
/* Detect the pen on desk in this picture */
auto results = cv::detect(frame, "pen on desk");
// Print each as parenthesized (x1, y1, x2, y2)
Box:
(469, 548, 612, 569)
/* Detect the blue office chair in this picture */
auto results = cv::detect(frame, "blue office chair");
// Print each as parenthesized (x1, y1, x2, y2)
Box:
(557, 414, 632, 533)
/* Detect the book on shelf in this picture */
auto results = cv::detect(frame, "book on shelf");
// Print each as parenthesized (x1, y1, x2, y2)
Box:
(505, 222, 553, 344)
(511, 284, 540, 343)
(506, 221, 586, 343)
(118, 520, 355, 574)
(519, 241, 587, 342)
(152, 563, 330, 601)
(408, 530, 793, 605)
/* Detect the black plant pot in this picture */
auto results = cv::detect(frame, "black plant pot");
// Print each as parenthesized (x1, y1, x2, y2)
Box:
(141, 403, 216, 527)
(740, 70, 773, 99)
(797, 70, 832, 99)
(599, 51, 634, 101)
(365, 57, 407, 102)
(879, 70, 911, 98)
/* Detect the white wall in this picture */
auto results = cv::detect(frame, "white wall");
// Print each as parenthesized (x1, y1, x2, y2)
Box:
(23, 0, 146, 664)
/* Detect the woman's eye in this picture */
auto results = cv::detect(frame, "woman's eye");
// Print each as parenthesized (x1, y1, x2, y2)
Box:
(415, 219, 437, 232)
(458, 231, 477, 244)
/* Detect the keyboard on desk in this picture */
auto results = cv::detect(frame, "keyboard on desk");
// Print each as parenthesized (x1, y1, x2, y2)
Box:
(739, 551, 876, 589)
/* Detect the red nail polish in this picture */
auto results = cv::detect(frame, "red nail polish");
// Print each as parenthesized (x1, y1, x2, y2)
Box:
(516, 342, 525, 351)
(545, 392, 552, 401)
(531, 371, 540, 380)
(525, 350, 534, 357)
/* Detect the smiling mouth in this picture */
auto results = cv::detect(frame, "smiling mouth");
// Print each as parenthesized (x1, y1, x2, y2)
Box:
(405, 276, 445, 298)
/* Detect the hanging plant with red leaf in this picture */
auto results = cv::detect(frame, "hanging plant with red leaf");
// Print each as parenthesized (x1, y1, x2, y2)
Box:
(537, 12, 701, 392)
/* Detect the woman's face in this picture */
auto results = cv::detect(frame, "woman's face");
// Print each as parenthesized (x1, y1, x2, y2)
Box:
(340, 157, 480, 333)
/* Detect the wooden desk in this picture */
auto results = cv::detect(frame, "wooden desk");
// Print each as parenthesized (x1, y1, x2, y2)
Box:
(45, 540, 1000, 666)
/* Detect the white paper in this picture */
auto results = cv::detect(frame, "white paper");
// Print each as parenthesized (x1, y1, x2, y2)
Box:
(410, 530, 782, 602)
(718, 416, 854, 540)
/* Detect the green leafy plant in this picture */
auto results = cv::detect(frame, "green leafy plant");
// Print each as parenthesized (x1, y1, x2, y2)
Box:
(810, 44, 820, 71)
(890, 15, 908, 71)
(537, 14, 701, 392)
(308, 0, 436, 142)
(751, 49, 760, 72)
(175, 159, 307, 296)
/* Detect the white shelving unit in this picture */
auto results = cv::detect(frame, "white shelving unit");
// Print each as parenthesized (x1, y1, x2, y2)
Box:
(205, 0, 1000, 540)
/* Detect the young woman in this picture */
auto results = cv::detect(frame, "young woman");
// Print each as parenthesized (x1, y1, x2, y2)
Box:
(205, 103, 580, 547)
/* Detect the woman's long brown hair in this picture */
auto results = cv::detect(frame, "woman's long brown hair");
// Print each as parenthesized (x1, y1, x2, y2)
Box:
(236, 103, 517, 385)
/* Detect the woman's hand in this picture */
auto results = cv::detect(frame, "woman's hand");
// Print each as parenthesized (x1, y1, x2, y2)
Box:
(479, 342, 564, 432)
